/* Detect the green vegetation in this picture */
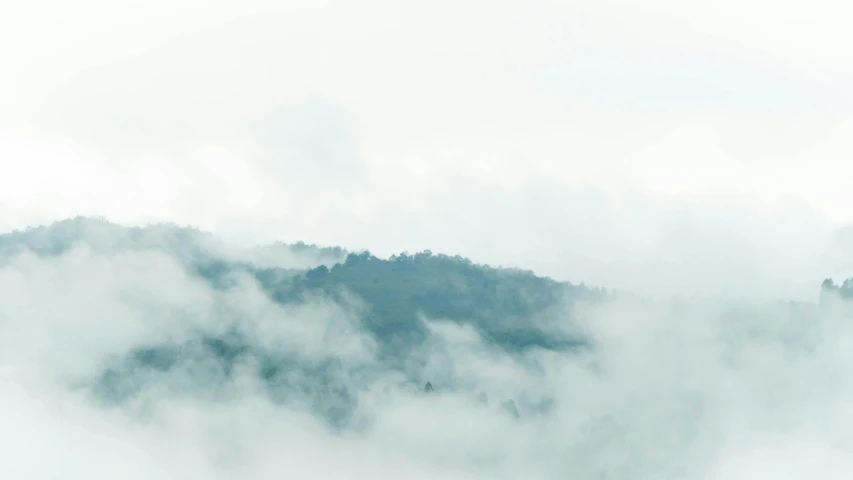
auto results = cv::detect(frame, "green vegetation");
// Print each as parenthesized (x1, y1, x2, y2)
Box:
(6, 218, 850, 429)
(260, 249, 602, 356)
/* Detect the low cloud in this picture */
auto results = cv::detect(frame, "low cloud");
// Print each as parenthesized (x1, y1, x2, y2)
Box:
(3, 220, 853, 478)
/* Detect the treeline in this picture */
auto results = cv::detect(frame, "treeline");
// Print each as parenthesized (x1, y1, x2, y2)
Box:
(9, 218, 850, 429)
(820, 278, 853, 306)
(257, 249, 604, 356)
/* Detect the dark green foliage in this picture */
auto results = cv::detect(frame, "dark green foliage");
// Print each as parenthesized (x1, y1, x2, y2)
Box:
(819, 277, 853, 308)
(94, 332, 252, 403)
(11, 218, 853, 431)
(96, 333, 365, 429)
(3, 218, 609, 428)
(92, 246, 601, 427)
(260, 249, 598, 357)
(305, 264, 329, 280)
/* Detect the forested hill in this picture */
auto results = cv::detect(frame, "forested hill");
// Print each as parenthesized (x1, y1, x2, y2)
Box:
(5, 218, 848, 429)
(0, 217, 604, 354)
(261, 249, 605, 355)
(1, 218, 607, 426)
(0, 216, 347, 270)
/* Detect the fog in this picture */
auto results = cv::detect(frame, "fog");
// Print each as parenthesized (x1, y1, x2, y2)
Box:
(3, 0, 853, 300)
(4, 0, 853, 478)
(1, 221, 852, 479)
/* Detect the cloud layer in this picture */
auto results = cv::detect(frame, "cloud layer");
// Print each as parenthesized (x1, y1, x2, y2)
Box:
(4, 1, 853, 477)
(2, 222, 853, 479)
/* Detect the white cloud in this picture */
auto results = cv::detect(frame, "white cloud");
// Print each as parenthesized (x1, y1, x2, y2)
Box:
(3, 4, 853, 474)
(1, 224, 853, 477)
(2, 0, 851, 300)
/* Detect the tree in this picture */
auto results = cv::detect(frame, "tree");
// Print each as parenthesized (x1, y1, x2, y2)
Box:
(305, 265, 329, 280)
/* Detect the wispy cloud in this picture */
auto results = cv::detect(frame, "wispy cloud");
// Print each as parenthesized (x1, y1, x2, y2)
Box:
(1, 222, 852, 478)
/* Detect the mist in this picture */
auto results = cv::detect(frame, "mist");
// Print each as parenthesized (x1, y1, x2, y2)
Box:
(0, 219, 852, 479)
(4, 0, 853, 478)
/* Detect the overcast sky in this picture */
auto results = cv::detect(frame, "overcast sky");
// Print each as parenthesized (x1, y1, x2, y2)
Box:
(7, 3, 853, 478)
(3, 0, 853, 300)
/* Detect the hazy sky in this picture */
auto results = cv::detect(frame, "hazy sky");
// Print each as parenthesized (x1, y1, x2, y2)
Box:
(6, 5, 853, 477)
(3, 0, 853, 299)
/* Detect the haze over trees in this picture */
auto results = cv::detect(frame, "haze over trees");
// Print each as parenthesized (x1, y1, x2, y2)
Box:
(3, 217, 853, 477)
